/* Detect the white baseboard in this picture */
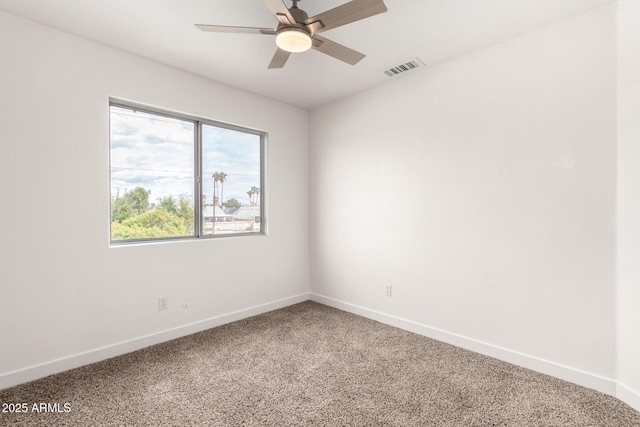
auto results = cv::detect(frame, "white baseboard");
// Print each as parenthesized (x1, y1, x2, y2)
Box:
(4, 291, 639, 415)
(310, 293, 619, 398)
(0, 293, 310, 391)
(617, 382, 640, 413)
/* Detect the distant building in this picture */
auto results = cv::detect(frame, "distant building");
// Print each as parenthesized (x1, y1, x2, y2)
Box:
(233, 206, 261, 222)
(202, 205, 233, 222)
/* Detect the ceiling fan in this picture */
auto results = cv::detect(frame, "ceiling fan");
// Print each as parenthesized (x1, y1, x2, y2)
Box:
(196, 0, 388, 69)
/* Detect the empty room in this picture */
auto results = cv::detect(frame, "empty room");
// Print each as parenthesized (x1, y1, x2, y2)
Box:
(1, 0, 639, 425)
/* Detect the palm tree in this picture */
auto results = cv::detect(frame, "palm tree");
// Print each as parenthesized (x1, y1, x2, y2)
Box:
(212, 172, 224, 208)
(245, 186, 261, 206)
(218, 172, 227, 208)
(250, 186, 260, 205)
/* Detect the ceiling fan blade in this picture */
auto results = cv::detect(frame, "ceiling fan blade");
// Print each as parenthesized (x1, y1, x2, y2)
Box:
(305, 0, 387, 34)
(262, 0, 295, 24)
(195, 24, 275, 35)
(311, 35, 365, 65)
(268, 48, 292, 69)
(275, 13, 293, 25)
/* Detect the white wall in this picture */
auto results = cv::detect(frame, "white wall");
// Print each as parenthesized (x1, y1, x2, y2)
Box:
(311, 5, 618, 394)
(616, 0, 640, 411)
(0, 11, 309, 388)
(2, 3, 639, 413)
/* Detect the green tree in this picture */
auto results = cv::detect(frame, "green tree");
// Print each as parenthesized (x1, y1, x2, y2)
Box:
(158, 195, 179, 215)
(222, 198, 241, 210)
(126, 186, 151, 214)
(111, 188, 132, 223)
(111, 209, 186, 240)
(176, 194, 194, 233)
(157, 194, 194, 234)
(111, 186, 150, 223)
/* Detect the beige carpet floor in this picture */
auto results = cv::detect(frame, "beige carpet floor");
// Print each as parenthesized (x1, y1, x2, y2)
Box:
(1, 301, 639, 426)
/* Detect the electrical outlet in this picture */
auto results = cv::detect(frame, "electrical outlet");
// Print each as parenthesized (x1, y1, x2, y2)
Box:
(158, 296, 168, 311)
(384, 284, 392, 297)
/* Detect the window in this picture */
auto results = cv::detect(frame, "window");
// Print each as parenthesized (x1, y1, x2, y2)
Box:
(109, 100, 265, 243)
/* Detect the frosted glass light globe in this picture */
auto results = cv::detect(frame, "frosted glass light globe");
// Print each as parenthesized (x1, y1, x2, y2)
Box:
(276, 29, 312, 53)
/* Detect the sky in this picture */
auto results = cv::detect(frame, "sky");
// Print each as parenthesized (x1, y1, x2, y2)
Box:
(109, 106, 261, 208)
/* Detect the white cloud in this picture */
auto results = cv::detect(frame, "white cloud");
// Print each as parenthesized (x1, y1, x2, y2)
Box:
(110, 106, 261, 206)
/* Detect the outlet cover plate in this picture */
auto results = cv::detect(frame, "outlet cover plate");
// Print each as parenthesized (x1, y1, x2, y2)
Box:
(384, 284, 392, 297)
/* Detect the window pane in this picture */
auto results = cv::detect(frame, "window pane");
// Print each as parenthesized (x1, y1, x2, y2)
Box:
(202, 124, 261, 236)
(110, 106, 195, 241)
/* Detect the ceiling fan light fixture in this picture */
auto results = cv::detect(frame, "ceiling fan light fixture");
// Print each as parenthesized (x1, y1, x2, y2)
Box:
(276, 28, 312, 53)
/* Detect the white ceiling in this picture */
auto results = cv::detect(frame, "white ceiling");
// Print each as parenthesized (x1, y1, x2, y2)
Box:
(0, 0, 617, 110)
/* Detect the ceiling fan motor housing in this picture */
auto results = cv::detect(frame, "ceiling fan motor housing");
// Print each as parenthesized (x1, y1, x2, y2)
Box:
(278, 4, 311, 34)
(289, 4, 309, 24)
